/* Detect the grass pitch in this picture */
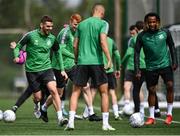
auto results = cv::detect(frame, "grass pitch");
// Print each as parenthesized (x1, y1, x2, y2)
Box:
(0, 98, 180, 135)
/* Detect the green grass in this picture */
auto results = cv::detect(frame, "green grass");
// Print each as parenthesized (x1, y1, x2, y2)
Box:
(0, 98, 180, 135)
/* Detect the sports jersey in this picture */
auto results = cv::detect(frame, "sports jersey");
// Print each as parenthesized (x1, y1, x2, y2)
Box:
(52, 25, 75, 70)
(14, 29, 64, 72)
(74, 17, 109, 65)
(121, 35, 146, 70)
(135, 28, 178, 71)
(103, 37, 121, 73)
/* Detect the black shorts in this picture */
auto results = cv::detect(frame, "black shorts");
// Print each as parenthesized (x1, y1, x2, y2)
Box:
(124, 70, 135, 81)
(26, 69, 56, 93)
(53, 66, 76, 88)
(73, 65, 108, 87)
(107, 72, 117, 89)
(145, 66, 174, 88)
(91, 72, 117, 90)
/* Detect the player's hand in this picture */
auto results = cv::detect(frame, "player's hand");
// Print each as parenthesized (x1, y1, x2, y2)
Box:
(115, 71, 120, 78)
(172, 64, 178, 71)
(135, 70, 141, 80)
(61, 71, 68, 80)
(104, 60, 112, 70)
(13, 57, 19, 63)
(10, 41, 17, 49)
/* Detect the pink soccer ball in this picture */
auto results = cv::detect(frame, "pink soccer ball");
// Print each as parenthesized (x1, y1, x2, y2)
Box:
(17, 50, 26, 64)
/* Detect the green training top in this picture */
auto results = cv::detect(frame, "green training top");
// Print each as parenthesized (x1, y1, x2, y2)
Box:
(14, 29, 64, 72)
(121, 35, 146, 70)
(135, 28, 177, 71)
(104, 37, 121, 73)
(52, 25, 75, 70)
(75, 17, 109, 65)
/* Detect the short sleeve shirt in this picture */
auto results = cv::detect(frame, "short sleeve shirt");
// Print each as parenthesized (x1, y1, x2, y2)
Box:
(75, 17, 109, 65)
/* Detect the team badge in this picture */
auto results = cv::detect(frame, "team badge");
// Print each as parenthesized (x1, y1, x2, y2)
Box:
(34, 40, 38, 45)
(47, 40, 51, 46)
(159, 34, 164, 39)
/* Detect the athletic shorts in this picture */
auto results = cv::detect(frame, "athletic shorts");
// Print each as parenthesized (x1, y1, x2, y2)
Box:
(91, 72, 117, 90)
(53, 66, 76, 88)
(145, 66, 173, 88)
(73, 65, 108, 87)
(26, 69, 56, 93)
(124, 70, 135, 81)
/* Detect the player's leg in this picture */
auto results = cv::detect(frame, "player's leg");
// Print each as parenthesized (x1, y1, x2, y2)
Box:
(139, 87, 145, 114)
(154, 93, 161, 117)
(82, 83, 101, 121)
(92, 65, 115, 131)
(145, 70, 159, 125)
(161, 67, 174, 125)
(25, 71, 44, 119)
(44, 69, 67, 126)
(65, 65, 87, 130)
(67, 85, 82, 130)
(133, 70, 145, 114)
(123, 70, 134, 107)
(12, 86, 33, 112)
(61, 86, 68, 116)
(33, 90, 42, 119)
(107, 73, 121, 120)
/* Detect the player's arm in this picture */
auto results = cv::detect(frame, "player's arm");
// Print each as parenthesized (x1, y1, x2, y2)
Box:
(73, 27, 80, 63)
(57, 29, 75, 59)
(100, 33, 112, 69)
(52, 40, 68, 80)
(134, 33, 143, 79)
(13, 34, 29, 63)
(121, 47, 133, 67)
(100, 21, 111, 69)
(112, 41, 121, 69)
(165, 29, 178, 70)
(112, 41, 121, 78)
(73, 37, 79, 63)
(60, 44, 75, 59)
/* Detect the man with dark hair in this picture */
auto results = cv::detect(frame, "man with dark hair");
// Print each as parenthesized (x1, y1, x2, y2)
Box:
(41, 13, 101, 122)
(121, 21, 146, 115)
(132, 21, 160, 117)
(129, 25, 138, 37)
(65, 4, 115, 131)
(12, 15, 68, 126)
(135, 12, 178, 125)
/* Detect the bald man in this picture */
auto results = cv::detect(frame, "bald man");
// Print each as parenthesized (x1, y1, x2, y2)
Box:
(65, 3, 115, 131)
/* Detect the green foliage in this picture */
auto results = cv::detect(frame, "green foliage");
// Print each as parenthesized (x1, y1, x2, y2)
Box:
(0, 0, 25, 28)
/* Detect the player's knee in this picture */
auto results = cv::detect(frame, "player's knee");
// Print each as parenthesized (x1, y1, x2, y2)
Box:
(166, 81, 173, 90)
(34, 95, 42, 102)
(148, 86, 156, 94)
(49, 88, 58, 96)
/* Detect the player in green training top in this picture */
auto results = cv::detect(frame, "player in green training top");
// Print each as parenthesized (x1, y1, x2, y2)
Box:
(41, 13, 101, 121)
(13, 15, 68, 126)
(135, 12, 178, 125)
(90, 37, 122, 120)
(121, 21, 146, 116)
(65, 3, 115, 131)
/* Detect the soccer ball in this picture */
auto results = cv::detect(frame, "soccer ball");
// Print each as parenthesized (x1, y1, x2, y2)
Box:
(129, 112, 144, 128)
(17, 50, 26, 64)
(0, 110, 3, 121)
(123, 104, 134, 115)
(3, 110, 16, 122)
